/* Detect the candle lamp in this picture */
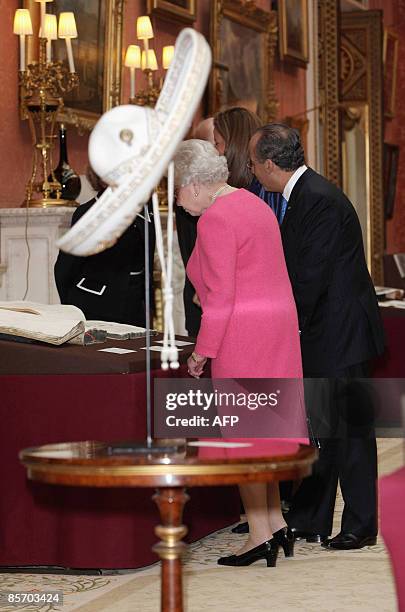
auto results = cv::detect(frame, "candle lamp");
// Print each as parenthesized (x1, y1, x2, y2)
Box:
(58, 12, 78, 73)
(162, 45, 175, 70)
(137, 16, 154, 70)
(124, 17, 174, 108)
(13, 9, 33, 72)
(124, 45, 141, 101)
(34, 0, 53, 38)
(43, 14, 57, 63)
(13, 2, 79, 207)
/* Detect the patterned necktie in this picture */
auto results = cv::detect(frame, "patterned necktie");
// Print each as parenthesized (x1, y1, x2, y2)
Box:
(252, 179, 288, 226)
(278, 195, 288, 225)
(266, 192, 288, 225)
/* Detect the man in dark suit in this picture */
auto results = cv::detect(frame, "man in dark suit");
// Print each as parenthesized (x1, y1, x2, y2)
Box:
(55, 174, 155, 326)
(248, 124, 385, 549)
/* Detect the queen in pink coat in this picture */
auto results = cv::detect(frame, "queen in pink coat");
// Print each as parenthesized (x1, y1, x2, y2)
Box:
(174, 139, 307, 568)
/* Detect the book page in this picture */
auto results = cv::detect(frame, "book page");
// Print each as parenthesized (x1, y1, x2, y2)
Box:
(375, 287, 404, 298)
(379, 300, 405, 309)
(0, 301, 85, 344)
(0, 301, 85, 320)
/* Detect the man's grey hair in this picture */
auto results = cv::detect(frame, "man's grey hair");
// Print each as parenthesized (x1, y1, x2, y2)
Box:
(254, 124, 305, 171)
(174, 139, 229, 187)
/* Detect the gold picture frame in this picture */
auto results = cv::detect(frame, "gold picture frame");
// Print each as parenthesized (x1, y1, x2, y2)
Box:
(209, 0, 278, 122)
(278, 0, 309, 67)
(383, 28, 399, 119)
(147, 0, 197, 23)
(24, 0, 124, 133)
(318, 3, 385, 283)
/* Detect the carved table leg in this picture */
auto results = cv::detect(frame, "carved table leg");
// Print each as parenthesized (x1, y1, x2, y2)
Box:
(153, 487, 190, 612)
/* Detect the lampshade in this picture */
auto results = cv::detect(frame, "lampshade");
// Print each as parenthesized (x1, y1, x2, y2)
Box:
(137, 16, 153, 40)
(42, 14, 58, 40)
(125, 45, 141, 68)
(162, 45, 175, 70)
(58, 12, 78, 38)
(34, 0, 54, 3)
(13, 9, 33, 36)
(141, 49, 158, 71)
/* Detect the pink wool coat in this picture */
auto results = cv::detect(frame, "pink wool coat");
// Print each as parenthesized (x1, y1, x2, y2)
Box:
(187, 189, 303, 379)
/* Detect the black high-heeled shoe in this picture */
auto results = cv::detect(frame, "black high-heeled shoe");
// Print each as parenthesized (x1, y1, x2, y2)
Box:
(273, 527, 294, 558)
(231, 521, 249, 534)
(217, 539, 279, 567)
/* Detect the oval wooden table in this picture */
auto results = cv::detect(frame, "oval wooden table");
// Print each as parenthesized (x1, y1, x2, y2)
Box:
(20, 440, 317, 612)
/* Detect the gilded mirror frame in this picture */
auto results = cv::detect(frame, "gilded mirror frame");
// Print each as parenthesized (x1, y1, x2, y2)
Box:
(209, 0, 278, 121)
(23, 0, 124, 133)
(318, 4, 384, 283)
(340, 10, 385, 284)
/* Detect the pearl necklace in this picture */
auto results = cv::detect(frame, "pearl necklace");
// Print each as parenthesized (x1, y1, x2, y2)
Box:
(210, 184, 229, 203)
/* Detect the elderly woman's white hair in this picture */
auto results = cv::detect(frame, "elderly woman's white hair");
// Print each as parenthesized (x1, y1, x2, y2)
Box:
(174, 139, 229, 187)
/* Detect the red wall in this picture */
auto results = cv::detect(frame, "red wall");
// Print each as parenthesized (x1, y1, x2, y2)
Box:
(0, 0, 305, 208)
(0, 0, 31, 208)
(121, 1, 307, 122)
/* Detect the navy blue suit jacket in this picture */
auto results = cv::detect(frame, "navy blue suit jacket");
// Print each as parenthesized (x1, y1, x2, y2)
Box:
(280, 168, 385, 375)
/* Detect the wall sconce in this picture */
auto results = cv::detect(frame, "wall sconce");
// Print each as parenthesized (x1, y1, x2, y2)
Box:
(13, 0, 79, 207)
(124, 16, 174, 108)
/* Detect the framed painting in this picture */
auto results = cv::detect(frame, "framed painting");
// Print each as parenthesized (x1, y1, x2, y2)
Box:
(383, 28, 399, 119)
(147, 0, 196, 23)
(54, 0, 124, 131)
(24, 0, 124, 132)
(209, 0, 278, 122)
(278, 0, 309, 67)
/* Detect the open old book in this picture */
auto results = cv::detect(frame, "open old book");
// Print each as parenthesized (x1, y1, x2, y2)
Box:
(0, 301, 152, 346)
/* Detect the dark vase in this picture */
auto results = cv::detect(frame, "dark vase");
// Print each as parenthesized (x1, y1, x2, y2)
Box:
(50, 125, 81, 201)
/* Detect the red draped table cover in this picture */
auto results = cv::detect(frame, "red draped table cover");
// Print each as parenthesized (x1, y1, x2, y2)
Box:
(1, 305, 403, 570)
(0, 335, 239, 569)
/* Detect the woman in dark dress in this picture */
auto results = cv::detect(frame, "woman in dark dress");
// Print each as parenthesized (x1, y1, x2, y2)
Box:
(54, 167, 155, 326)
(177, 107, 286, 336)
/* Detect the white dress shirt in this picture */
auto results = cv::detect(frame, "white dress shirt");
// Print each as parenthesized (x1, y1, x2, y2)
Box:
(282, 165, 308, 202)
